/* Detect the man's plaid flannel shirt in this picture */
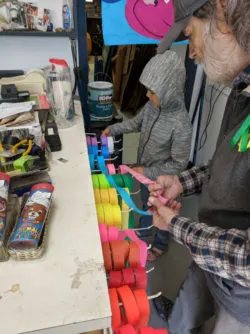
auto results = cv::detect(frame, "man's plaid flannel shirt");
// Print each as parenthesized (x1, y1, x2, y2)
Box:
(170, 166, 250, 288)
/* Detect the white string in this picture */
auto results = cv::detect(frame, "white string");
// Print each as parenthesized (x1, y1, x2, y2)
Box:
(133, 224, 153, 231)
(121, 208, 133, 213)
(119, 291, 162, 306)
(130, 188, 141, 195)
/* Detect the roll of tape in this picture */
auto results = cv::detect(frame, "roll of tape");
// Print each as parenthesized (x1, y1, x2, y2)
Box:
(101, 146, 110, 159)
(134, 268, 147, 290)
(107, 137, 114, 154)
(94, 189, 101, 204)
(122, 174, 133, 193)
(109, 271, 123, 288)
(118, 230, 147, 267)
(118, 165, 127, 175)
(122, 212, 130, 230)
(108, 226, 119, 241)
(107, 164, 116, 175)
(117, 285, 140, 327)
(91, 136, 98, 146)
(129, 211, 135, 229)
(109, 188, 118, 205)
(117, 325, 137, 334)
(113, 174, 125, 188)
(89, 154, 95, 171)
(139, 329, 153, 334)
(87, 145, 92, 154)
(100, 189, 110, 204)
(121, 188, 130, 230)
(86, 136, 91, 146)
(92, 145, 99, 158)
(153, 330, 168, 334)
(102, 242, 112, 271)
(132, 289, 150, 327)
(96, 204, 105, 223)
(109, 288, 122, 331)
(128, 241, 141, 268)
(101, 135, 108, 147)
(110, 240, 129, 270)
(112, 204, 122, 228)
(92, 175, 100, 189)
(98, 174, 110, 189)
(122, 268, 134, 287)
(122, 188, 130, 210)
(103, 204, 114, 226)
(99, 223, 108, 242)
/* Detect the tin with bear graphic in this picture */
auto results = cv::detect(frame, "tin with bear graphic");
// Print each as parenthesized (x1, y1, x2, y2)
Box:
(10, 183, 54, 249)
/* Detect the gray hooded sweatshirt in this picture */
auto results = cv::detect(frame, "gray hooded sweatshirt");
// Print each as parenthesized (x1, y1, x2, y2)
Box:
(108, 51, 192, 180)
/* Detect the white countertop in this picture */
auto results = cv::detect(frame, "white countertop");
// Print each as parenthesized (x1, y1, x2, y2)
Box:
(0, 111, 111, 334)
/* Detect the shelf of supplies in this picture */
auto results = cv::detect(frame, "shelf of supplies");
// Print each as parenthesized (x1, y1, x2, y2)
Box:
(0, 30, 76, 38)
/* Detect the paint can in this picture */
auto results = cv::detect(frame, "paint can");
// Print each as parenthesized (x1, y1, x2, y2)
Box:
(88, 81, 113, 121)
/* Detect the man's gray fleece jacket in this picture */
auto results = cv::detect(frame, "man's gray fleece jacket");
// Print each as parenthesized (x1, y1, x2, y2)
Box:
(108, 51, 192, 180)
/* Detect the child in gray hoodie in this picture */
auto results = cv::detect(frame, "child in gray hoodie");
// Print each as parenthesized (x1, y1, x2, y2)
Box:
(103, 50, 192, 261)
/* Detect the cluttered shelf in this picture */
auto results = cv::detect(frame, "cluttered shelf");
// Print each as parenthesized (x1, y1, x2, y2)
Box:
(0, 30, 75, 38)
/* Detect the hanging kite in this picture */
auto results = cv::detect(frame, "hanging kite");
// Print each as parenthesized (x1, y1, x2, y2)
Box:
(102, 0, 174, 45)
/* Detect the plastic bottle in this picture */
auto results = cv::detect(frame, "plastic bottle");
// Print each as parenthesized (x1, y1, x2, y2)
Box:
(62, 0, 74, 31)
(48, 58, 75, 129)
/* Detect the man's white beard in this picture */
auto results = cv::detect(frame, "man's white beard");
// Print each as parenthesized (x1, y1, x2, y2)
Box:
(197, 23, 249, 87)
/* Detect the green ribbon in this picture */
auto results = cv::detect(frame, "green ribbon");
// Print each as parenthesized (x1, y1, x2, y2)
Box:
(230, 115, 250, 152)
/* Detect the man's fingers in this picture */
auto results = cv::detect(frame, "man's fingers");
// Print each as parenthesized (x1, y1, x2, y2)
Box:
(148, 183, 162, 193)
(148, 196, 163, 210)
(176, 202, 182, 212)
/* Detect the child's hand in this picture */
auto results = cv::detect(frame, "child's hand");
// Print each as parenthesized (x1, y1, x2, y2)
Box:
(132, 166, 144, 175)
(102, 128, 112, 136)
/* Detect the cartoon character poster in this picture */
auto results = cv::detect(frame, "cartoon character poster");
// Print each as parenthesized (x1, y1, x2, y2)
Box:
(102, 0, 174, 45)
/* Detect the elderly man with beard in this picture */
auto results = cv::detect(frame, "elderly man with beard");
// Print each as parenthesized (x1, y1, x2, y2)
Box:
(148, 0, 250, 333)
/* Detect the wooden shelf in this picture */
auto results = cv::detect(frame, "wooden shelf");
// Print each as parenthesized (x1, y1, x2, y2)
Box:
(0, 30, 76, 38)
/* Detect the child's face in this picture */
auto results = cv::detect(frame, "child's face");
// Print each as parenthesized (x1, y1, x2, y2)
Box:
(146, 89, 161, 107)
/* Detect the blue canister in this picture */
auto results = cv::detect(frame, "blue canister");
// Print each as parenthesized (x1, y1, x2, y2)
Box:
(10, 183, 54, 249)
(88, 81, 113, 121)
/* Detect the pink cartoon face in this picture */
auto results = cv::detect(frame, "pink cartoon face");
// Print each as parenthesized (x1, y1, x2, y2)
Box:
(125, 0, 174, 40)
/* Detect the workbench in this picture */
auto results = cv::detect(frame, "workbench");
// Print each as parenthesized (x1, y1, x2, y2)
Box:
(0, 109, 111, 334)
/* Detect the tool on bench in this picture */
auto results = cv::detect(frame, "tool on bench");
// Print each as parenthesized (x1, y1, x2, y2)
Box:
(12, 135, 35, 157)
(0, 84, 30, 104)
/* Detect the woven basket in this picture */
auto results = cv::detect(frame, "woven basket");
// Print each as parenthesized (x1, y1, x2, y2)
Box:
(7, 195, 52, 261)
(0, 196, 20, 262)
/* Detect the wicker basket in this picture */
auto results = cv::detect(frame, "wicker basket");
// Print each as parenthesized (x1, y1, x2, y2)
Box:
(0, 196, 20, 262)
(7, 194, 52, 261)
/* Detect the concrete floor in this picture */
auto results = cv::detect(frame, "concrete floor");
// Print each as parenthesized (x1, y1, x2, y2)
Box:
(123, 132, 214, 333)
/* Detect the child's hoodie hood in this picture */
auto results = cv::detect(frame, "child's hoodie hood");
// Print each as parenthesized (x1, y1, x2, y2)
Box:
(139, 50, 186, 108)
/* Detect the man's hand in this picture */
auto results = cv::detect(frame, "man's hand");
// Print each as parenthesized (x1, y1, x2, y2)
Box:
(102, 128, 112, 136)
(148, 175, 183, 200)
(132, 166, 144, 175)
(148, 197, 181, 231)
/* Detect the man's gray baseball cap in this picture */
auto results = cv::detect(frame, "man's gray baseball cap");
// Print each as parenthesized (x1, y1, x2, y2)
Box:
(158, 0, 208, 54)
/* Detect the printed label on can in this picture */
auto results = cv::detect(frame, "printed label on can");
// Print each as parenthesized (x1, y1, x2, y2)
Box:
(10, 189, 52, 248)
(98, 94, 112, 104)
